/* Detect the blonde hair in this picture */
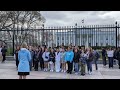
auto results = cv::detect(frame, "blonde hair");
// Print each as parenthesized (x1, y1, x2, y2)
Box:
(21, 42, 27, 48)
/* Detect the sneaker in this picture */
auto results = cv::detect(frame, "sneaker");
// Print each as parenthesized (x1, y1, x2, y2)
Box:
(64, 70, 66, 73)
(75, 72, 78, 75)
(89, 72, 92, 75)
(44, 69, 46, 72)
(51, 70, 54, 72)
(61, 70, 63, 72)
(81, 74, 85, 76)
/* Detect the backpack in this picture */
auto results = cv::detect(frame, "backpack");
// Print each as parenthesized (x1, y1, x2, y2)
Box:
(88, 52, 94, 61)
(95, 52, 100, 59)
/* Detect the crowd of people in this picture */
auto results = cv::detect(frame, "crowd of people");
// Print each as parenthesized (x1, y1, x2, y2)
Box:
(1, 43, 120, 79)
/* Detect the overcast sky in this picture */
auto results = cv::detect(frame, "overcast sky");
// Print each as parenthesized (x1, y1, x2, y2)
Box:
(41, 11, 120, 27)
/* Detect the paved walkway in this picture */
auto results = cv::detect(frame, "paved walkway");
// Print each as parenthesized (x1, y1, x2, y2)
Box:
(0, 61, 120, 79)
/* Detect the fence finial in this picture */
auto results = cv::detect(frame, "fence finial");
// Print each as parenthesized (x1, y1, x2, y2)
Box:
(115, 21, 117, 25)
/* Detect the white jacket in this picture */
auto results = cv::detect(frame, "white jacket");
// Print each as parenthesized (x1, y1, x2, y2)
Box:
(107, 50, 114, 57)
(55, 52, 61, 62)
(42, 52, 50, 61)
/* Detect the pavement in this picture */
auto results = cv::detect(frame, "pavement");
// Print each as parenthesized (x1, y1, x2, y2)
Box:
(0, 60, 120, 79)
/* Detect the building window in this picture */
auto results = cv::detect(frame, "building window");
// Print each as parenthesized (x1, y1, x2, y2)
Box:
(89, 43, 91, 46)
(111, 43, 114, 46)
(57, 37, 59, 40)
(112, 37, 113, 40)
(62, 37, 64, 40)
(96, 43, 98, 46)
(57, 43, 59, 46)
(106, 43, 108, 46)
(106, 37, 108, 40)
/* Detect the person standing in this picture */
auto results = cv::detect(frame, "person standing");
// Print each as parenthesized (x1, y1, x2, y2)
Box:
(116, 48, 120, 69)
(39, 47, 44, 71)
(14, 46, 20, 68)
(113, 48, 118, 65)
(49, 48, 55, 72)
(80, 49, 87, 76)
(73, 48, 80, 75)
(18, 43, 31, 79)
(107, 48, 114, 68)
(1, 46, 7, 63)
(86, 48, 94, 75)
(93, 49, 100, 70)
(34, 48, 39, 71)
(32, 47, 36, 67)
(55, 48, 61, 72)
(102, 48, 107, 67)
(42, 48, 50, 71)
(65, 47, 74, 74)
(28, 46, 34, 71)
(60, 48, 66, 73)
(0, 46, 2, 61)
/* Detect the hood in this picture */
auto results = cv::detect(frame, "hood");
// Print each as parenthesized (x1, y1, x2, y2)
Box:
(20, 48, 28, 53)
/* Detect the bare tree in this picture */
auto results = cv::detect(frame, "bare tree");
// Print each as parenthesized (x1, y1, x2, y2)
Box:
(0, 11, 45, 46)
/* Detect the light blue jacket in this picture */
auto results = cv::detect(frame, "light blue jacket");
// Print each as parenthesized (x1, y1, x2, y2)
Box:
(65, 50, 74, 62)
(18, 48, 31, 72)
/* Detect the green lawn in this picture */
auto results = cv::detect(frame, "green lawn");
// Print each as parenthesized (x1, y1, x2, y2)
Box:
(6, 48, 13, 56)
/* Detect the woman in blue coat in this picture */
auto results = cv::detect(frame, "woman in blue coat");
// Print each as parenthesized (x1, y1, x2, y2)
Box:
(65, 47, 74, 74)
(18, 43, 31, 79)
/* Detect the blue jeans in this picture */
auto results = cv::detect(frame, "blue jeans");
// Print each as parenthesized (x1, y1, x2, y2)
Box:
(74, 63, 79, 72)
(108, 57, 113, 68)
(94, 58, 98, 70)
(87, 61, 92, 72)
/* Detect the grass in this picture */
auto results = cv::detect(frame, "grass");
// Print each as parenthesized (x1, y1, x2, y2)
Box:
(6, 48, 13, 56)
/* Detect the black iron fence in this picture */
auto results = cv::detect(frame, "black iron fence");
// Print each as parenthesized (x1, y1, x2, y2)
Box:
(0, 22, 120, 55)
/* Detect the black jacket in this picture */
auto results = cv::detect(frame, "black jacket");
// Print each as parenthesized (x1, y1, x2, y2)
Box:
(73, 52, 80, 63)
(38, 50, 44, 61)
(113, 50, 117, 59)
(116, 50, 120, 60)
(49, 52, 55, 62)
(102, 49, 107, 57)
(1, 48, 7, 55)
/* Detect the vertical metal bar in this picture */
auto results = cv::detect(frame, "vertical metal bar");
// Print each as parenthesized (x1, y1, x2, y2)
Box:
(116, 21, 118, 49)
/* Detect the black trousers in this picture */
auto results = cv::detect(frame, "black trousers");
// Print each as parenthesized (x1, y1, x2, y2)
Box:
(40, 60, 44, 70)
(118, 60, 120, 68)
(2, 54, 6, 62)
(16, 59, 19, 67)
(34, 61, 38, 71)
(102, 56, 107, 66)
(67, 61, 73, 73)
(108, 57, 113, 68)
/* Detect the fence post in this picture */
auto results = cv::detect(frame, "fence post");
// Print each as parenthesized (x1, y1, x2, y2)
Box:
(75, 23, 77, 46)
(116, 21, 118, 49)
(42, 24, 44, 46)
(12, 30, 15, 56)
